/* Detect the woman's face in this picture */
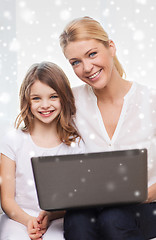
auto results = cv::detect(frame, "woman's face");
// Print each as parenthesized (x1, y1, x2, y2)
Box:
(64, 39, 116, 89)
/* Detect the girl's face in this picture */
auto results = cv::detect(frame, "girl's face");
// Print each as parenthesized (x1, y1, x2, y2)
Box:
(64, 39, 116, 90)
(30, 80, 61, 126)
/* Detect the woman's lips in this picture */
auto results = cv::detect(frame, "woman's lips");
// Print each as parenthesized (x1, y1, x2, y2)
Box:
(88, 69, 102, 81)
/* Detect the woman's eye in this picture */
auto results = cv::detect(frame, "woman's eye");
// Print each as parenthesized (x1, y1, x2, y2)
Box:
(71, 60, 80, 66)
(89, 52, 97, 57)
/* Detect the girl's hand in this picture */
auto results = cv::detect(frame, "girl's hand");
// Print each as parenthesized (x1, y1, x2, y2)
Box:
(27, 217, 43, 240)
(37, 211, 50, 235)
(146, 183, 156, 203)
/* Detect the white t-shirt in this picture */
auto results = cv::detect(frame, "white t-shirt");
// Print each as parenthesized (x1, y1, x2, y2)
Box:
(73, 82, 156, 187)
(0, 129, 85, 214)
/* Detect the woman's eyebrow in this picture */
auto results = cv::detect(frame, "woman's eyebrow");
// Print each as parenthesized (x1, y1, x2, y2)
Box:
(69, 48, 98, 61)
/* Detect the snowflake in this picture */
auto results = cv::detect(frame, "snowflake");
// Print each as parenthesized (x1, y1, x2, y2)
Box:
(29, 151, 35, 157)
(106, 182, 115, 191)
(60, 10, 71, 20)
(153, 210, 156, 215)
(4, 11, 12, 20)
(136, 0, 147, 4)
(20, 8, 36, 24)
(81, 177, 86, 183)
(133, 30, 144, 41)
(89, 134, 95, 140)
(0, 92, 10, 103)
(9, 39, 21, 52)
(55, 0, 62, 6)
(90, 218, 96, 223)
(27, 179, 34, 186)
(134, 191, 141, 197)
(102, 9, 110, 17)
(139, 113, 144, 119)
(68, 192, 73, 197)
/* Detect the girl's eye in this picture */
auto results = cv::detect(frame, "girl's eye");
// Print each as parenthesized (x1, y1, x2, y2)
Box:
(32, 97, 40, 100)
(71, 60, 80, 66)
(89, 52, 97, 57)
(50, 95, 59, 99)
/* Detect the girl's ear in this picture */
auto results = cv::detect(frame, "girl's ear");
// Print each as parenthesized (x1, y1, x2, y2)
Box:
(108, 40, 116, 57)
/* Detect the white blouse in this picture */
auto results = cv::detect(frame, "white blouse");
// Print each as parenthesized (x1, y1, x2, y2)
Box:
(73, 82, 156, 187)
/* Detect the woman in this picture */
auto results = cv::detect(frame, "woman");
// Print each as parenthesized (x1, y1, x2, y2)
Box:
(59, 16, 156, 240)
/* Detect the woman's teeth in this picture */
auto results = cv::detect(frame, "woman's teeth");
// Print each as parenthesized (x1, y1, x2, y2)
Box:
(89, 70, 101, 79)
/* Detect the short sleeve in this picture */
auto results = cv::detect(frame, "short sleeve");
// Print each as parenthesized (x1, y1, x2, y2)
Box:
(0, 130, 19, 161)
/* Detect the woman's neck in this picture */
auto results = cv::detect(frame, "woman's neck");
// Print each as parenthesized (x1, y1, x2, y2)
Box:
(93, 68, 132, 103)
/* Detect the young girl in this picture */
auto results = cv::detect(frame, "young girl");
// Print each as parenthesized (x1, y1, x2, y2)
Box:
(0, 61, 84, 240)
(59, 17, 156, 240)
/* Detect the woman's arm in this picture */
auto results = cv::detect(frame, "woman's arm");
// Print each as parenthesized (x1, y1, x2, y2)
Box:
(36, 210, 65, 235)
(146, 183, 156, 203)
(1, 153, 42, 239)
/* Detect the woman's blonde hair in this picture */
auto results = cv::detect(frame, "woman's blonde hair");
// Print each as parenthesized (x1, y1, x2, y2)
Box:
(15, 61, 81, 146)
(60, 16, 125, 78)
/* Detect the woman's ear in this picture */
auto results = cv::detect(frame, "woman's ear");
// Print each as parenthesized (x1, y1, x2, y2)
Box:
(108, 40, 116, 57)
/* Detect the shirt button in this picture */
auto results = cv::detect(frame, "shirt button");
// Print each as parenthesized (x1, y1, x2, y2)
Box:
(109, 144, 112, 147)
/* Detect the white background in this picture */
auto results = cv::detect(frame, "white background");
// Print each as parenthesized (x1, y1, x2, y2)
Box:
(0, 0, 156, 139)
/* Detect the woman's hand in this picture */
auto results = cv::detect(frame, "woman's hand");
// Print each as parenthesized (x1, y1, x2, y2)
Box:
(146, 183, 156, 203)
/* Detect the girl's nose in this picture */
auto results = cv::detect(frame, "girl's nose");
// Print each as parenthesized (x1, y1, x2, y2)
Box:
(41, 99, 51, 108)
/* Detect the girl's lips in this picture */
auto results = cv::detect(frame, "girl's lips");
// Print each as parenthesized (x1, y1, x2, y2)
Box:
(39, 110, 54, 117)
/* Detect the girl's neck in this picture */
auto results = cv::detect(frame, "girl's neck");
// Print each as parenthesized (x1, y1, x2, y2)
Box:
(30, 119, 62, 148)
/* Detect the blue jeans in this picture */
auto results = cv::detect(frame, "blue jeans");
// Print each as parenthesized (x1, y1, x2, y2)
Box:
(64, 203, 156, 240)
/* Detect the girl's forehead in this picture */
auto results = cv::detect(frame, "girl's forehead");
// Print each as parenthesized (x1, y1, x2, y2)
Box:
(30, 80, 56, 94)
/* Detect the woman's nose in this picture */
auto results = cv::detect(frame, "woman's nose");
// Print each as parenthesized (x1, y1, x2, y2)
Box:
(83, 60, 93, 73)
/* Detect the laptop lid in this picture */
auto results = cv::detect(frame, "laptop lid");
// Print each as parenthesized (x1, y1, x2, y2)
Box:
(31, 149, 147, 211)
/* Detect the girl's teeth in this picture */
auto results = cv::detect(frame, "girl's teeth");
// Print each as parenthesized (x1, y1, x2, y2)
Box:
(41, 111, 51, 115)
(89, 70, 100, 79)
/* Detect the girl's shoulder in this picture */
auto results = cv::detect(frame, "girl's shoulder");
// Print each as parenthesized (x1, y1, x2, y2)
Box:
(1, 128, 28, 149)
(0, 129, 28, 160)
(60, 138, 86, 155)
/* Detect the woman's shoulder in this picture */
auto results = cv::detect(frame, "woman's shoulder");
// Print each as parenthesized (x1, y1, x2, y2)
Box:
(134, 81, 156, 92)
(72, 84, 91, 98)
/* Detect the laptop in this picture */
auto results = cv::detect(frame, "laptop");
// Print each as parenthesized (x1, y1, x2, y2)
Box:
(31, 149, 147, 211)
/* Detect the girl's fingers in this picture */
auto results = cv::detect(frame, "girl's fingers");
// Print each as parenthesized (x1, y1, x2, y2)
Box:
(29, 232, 43, 240)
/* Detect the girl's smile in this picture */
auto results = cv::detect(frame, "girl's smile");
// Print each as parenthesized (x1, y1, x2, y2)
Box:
(30, 80, 61, 125)
(38, 110, 55, 117)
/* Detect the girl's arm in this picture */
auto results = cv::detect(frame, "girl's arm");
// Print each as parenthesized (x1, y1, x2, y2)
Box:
(1, 154, 42, 239)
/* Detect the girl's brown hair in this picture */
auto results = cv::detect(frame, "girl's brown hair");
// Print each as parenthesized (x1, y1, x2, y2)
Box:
(60, 16, 125, 78)
(15, 61, 80, 146)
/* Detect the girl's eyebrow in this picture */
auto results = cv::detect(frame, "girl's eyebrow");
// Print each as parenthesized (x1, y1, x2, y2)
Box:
(30, 94, 40, 97)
